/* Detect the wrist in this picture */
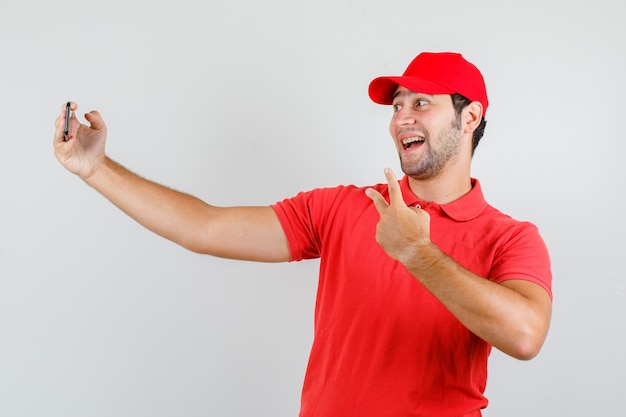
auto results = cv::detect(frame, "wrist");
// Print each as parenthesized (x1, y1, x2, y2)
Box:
(400, 241, 442, 272)
(83, 156, 110, 185)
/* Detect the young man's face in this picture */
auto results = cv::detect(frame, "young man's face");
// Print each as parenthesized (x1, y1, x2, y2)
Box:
(389, 86, 464, 180)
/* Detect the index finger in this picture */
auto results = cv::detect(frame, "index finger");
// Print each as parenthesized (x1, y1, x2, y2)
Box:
(61, 101, 78, 112)
(383, 167, 404, 206)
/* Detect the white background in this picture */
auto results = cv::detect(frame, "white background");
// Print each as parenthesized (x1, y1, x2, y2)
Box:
(1, 0, 625, 416)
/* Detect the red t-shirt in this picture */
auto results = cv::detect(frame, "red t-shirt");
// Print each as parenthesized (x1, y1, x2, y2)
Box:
(271, 177, 552, 417)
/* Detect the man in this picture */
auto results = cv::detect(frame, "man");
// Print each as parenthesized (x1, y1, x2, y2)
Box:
(53, 52, 552, 416)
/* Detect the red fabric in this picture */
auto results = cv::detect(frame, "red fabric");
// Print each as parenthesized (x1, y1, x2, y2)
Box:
(368, 52, 489, 116)
(271, 177, 552, 417)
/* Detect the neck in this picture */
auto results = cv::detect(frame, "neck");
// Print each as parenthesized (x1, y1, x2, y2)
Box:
(406, 167, 472, 205)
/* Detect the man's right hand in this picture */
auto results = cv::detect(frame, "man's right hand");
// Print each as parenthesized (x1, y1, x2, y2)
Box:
(53, 102, 107, 180)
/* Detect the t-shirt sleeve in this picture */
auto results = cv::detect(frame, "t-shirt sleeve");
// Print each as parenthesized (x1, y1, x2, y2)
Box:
(270, 185, 360, 262)
(490, 222, 553, 299)
(271, 190, 324, 262)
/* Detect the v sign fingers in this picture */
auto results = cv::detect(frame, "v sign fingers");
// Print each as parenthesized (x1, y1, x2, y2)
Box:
(364, 168, 402, 214)
(366, 168, 432, 264)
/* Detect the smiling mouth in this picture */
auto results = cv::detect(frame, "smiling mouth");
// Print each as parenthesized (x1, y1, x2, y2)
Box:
(402, 136, 425, 150)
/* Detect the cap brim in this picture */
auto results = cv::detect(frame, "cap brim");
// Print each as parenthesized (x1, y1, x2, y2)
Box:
(368, 76, 455, 105)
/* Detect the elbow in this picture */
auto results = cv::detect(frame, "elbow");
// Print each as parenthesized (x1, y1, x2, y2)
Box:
(173, 234, 213, 255)
(509, 338, 543, 361)
(505, 325, 550, 361)
(496, 287, 552, 361)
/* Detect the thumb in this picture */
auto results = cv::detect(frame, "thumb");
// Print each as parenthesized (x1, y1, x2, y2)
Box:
(84, 110, 106, 130)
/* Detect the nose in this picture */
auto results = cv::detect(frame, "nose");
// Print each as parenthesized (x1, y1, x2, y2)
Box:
(393, 106, 416, 126)
(390, 107, 417, 140)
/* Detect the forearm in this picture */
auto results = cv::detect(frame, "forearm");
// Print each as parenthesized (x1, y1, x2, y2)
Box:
(83, 157, 290, 261)
(84, 157, 215, 251)
(401, 243, 551, 360)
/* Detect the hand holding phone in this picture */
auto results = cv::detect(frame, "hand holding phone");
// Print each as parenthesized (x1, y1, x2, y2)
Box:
(64, 102, 71, 141)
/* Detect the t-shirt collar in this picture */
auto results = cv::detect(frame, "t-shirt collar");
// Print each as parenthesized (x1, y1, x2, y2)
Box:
(399, 175, 488, 221)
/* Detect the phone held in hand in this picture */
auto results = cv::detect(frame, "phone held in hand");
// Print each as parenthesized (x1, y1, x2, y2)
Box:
(64, 102, 70, 141)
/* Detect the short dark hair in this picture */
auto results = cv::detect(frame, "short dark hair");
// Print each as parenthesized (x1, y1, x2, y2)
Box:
(451, 93, 487, 155)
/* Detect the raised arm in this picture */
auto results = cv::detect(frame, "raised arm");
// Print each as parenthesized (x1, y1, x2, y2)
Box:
(53, 102, 290, 262)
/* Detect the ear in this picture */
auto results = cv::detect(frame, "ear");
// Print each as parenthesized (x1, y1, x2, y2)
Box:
(462, 101, 483, 134)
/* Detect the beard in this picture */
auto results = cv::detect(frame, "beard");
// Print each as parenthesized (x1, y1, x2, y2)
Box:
(399, 117, 463, 180)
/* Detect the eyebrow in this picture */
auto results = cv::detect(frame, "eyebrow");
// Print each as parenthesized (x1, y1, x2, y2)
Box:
(392, 89, 435, 100)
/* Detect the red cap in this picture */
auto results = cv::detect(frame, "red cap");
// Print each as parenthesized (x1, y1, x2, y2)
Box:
(368, 52, 489, 117)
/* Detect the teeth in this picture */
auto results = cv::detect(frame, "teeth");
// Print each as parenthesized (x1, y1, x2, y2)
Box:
(402, 136, 425, 145)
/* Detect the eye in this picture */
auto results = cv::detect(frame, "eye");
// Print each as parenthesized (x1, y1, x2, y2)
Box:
(392, 103, 402, 112)
(415, 99, 428, 108)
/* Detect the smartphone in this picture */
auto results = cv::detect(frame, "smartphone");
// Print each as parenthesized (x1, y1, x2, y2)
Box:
(64, 102, 71, 141)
